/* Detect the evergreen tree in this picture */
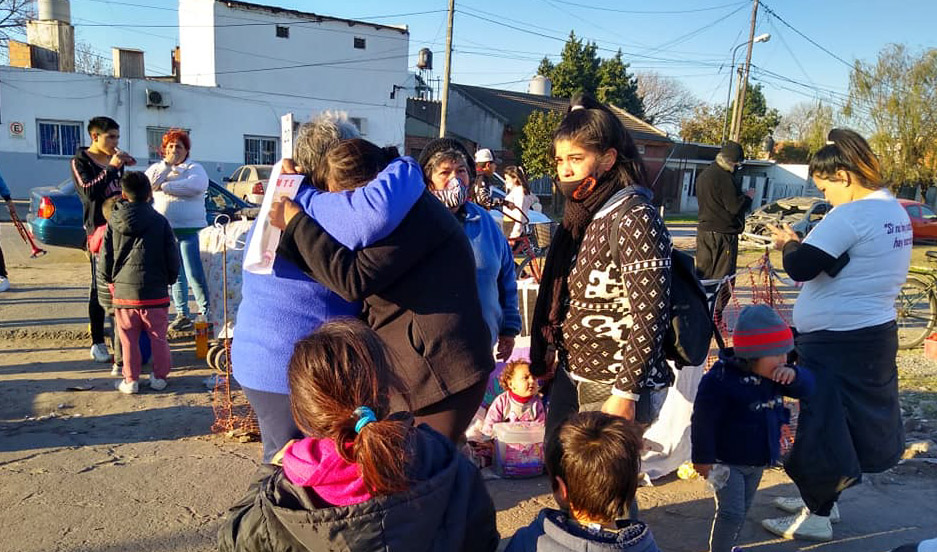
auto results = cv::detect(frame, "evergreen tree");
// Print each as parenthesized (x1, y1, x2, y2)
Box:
(597, 50, 644, 119)
(517, 109, 565, 179)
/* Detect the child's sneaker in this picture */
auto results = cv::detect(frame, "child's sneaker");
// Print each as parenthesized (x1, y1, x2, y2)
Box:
(90, 343, 111, 363)
(148, 376, 168, 391)
(762, 509, 833, 541)
(115, 379, 139, 394)
(110, 363, 121, 377)
(772, 496, 840, 523)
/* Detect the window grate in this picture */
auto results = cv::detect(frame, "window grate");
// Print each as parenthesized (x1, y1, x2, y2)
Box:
(276, 25, 289, 38)
(244, 136, 278, 165)
(38, 120, 82, 157)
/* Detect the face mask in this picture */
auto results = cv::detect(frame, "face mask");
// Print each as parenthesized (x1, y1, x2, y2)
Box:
(432, 176, 467, 209)
(557, 175, 599, 201)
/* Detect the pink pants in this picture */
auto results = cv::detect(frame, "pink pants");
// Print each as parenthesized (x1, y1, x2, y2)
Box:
(115, 307, 171, 382)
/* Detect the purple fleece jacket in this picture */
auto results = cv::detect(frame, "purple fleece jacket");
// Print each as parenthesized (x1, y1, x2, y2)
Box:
(232, 158, 425, 394)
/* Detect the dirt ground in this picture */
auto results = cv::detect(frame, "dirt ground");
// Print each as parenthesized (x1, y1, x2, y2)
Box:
(2, 223, 936, 552)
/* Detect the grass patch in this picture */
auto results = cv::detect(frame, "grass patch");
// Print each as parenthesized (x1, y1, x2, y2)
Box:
(665, 213, 698, 224)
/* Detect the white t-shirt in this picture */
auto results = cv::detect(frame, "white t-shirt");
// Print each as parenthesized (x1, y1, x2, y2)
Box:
(793, 188, 912, 333)
(503, 186, 535, 238)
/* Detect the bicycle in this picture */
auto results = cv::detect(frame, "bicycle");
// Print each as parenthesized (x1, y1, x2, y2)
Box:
(492, 199, 551, 283)
(895, 251, 937, 349)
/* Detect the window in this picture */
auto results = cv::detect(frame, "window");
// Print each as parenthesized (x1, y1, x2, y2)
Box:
(244, 135, 278, 165)
(38, 120, 82, 157)
(921, 205, 937, 220)
(146, 126, 191, 163)
(354, 37, 366, 49)
(348, 117, 367, 135)
(276, 25, 289, 38)
(906, 205, 921, 219)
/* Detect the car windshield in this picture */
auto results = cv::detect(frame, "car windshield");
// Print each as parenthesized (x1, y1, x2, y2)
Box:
(256, 167, 272, 180)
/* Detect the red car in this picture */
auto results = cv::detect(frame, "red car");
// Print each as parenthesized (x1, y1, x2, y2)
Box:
(899, 199, 937, 241)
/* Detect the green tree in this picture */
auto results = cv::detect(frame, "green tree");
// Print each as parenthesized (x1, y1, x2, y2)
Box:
(536, 32, 645, 118)
(517, 109, 565, 179)
(597, 50, 644, 119)
(680, 83, 780, 157)
(542, 31, 600, 99)
(846, 44, 937, 186)
(679, 103, 725, 145)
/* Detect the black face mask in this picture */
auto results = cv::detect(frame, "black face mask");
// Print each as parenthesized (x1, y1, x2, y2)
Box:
(557, 175, 599, 201)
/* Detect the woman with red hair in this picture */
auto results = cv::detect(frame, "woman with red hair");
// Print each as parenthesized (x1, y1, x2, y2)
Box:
(145, 129, 210, 330)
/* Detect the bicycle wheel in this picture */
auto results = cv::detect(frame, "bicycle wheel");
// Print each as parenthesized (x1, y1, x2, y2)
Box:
(895, 275, 937, 349)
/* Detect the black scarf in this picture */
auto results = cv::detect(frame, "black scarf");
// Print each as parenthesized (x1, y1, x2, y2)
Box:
(529, 174, 622, 376)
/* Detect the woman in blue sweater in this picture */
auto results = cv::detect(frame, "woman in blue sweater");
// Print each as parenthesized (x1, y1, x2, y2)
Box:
(418, 139, 521, 361)
(233, 115, 424, 462)
(691, 305, 815, 552)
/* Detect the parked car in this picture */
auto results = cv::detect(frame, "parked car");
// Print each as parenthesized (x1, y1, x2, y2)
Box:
(224, 164, 272, 205)
(899, 199, 937, 242)
(27, 178, 258, 250)
(740, 196, 832, 247)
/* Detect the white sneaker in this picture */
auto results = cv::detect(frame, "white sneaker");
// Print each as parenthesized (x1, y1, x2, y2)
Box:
(148, 376, 168, 391)
(116, 379, 139, 394)
(110, 363, 121, 377)
(773, 496, 840, 523)
(90, 343, 111, 363)
(762, 509, 833, 541)
(0, 276, 9, 292)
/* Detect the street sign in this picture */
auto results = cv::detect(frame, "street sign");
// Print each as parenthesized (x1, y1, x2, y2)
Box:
(9, 121, 24, 137)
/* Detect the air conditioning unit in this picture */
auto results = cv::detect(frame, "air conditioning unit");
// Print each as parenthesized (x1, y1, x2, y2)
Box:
(145, 88, 171, 108)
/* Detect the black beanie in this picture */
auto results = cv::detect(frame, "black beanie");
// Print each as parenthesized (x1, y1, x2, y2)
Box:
(720, 141, 744, 164)
(418, 138, 477, 181)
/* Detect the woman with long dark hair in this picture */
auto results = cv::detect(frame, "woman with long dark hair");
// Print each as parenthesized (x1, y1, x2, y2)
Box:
(529, 94, 673, 439)
(762, 129, 911, 541)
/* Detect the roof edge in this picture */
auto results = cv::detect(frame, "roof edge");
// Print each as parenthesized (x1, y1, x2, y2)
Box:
(217, 0, 409, 34)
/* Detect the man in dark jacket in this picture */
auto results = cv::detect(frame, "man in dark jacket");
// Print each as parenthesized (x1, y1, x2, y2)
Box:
(72, 116, 136, 364)
(695, 141, 753, 280)
(100, 172, 178, 394)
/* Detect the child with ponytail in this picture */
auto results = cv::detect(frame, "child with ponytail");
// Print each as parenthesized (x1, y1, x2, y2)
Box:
(218, 318, 498, 552)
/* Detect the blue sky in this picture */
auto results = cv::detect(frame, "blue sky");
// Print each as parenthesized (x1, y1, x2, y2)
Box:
(65, 0, 937, 119)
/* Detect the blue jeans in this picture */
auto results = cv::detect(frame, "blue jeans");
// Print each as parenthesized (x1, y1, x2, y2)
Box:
(171, 232, 209, 319)
(710, 464, 764, 552)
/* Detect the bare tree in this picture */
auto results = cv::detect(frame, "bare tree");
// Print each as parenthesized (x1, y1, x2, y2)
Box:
(0, 0, 35, 48)
(636, 71, 698, 133)
(75, 39, 111, 75)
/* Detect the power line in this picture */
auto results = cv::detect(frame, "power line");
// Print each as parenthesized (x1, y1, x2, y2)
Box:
(546, 0, 748, 15)
(758, 2, 854, 71)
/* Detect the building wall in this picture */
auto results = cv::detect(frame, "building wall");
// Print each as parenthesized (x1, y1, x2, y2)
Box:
(0, 66, 406, 197)
(446, 89, 503, 152)
(178, 0, 409, 144)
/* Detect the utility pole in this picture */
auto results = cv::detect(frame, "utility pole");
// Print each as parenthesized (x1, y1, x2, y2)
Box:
(730, 0, 759, 142)
(439, 0, 455, 138)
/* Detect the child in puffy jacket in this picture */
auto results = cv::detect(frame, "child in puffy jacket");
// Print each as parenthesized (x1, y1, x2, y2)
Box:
(99, 172, 178, 394)
(218, 318, 499, 552)
(691, 305, 815, 552)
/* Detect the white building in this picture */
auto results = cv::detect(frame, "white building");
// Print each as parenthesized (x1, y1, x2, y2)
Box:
(0, 0, 410, 197)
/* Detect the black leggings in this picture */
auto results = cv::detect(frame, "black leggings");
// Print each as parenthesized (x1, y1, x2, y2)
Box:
(89, 253, 105, 344)
(413, 378, 488, 443)
(785, 321, 903, 516)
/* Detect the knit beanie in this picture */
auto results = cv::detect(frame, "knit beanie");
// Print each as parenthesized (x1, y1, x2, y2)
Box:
(733, 304, 794, 359)
(719, 141, 744, 164)
(418, 138, 477, 181)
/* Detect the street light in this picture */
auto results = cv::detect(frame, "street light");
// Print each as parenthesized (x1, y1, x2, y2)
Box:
(721, 33, 770, 144)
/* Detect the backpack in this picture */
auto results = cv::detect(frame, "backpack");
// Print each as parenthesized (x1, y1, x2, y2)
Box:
(609, 194, 720, 368)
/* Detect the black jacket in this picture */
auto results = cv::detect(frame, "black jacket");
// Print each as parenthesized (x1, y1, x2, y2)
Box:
(100, 200, 179, 309)
(277, 191, 494, 412)
(695, 162, 751, 234)
(71, 147, 124, 236)
(217, 425, 499, 552)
